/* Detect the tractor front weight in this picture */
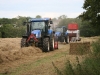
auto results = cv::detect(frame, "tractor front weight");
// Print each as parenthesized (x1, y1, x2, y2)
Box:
(26, 34, 38, 43)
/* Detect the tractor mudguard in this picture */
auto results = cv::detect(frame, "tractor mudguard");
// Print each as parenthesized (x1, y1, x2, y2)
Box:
(55, 32, 61, 37)
(48, 29, 53, 35)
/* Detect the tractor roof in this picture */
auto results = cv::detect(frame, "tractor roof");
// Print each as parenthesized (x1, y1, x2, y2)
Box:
(29, 18, 51, 22)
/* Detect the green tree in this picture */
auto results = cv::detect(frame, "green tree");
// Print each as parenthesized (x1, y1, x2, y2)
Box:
(36, 15, 41, 18)
(57, 17, 82, 28)
(0, 16, 28, 38)
(0, 24, 13, 38)
(0, 18, 12, 25)
(80, 21, 94, 37)
(79, 0, 100, 35)
(58, 15, 67, 20)
(16, 16, 30, 27)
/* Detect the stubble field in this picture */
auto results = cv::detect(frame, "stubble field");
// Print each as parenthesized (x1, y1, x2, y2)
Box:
(0, 37, 98, 75)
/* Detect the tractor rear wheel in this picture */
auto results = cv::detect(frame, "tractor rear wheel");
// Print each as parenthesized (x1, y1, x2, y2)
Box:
(42, 38, 50, 52)
(50, 37, 54, 51)
(21, 38, 27, 47)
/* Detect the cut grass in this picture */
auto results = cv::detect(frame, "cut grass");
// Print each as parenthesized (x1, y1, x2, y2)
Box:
(4, 51, 67, 75)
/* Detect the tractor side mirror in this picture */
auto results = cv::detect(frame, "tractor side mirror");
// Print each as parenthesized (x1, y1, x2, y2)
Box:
(50, 21, 53, 24)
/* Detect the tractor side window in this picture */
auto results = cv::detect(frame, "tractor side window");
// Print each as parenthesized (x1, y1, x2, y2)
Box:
(56, 28, 63, 33)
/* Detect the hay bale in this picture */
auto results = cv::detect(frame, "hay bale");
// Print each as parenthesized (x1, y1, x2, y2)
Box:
(69, 42, 90, 55)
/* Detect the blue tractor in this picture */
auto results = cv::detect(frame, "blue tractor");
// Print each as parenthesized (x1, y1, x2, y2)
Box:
(55, 26, 68, 44)
(21, 18, 58, 52)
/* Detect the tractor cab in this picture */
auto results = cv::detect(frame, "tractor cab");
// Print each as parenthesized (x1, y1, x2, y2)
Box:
(24, 18, 53, 37)
(55, 26, 67, 43)
(55, 26, 67, 36)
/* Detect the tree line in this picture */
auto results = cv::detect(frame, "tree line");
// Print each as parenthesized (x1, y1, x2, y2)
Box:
(0, 16, 27, 38)
(79, 0, 100, 36)
(0, 13, 100, 38)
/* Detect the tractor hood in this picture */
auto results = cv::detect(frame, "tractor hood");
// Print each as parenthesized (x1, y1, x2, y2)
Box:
(55, 32, 61, 36)
(31, 30, 41, 38)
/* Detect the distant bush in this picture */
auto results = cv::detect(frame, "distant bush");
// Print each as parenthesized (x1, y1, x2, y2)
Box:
(0, 24, 26, 38)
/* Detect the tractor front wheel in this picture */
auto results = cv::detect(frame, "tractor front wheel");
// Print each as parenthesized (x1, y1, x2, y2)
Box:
(21, 38, 28, 47)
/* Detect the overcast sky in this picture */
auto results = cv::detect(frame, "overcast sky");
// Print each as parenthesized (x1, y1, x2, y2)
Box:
(0, 0, 84, 18)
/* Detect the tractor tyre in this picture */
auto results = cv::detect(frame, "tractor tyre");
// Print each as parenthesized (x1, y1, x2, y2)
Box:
(42, 38, 50, 52)
(60, 36, 64, 42)
(50, 37, 54, 51)
(65, 36, 68, 44)
(21, 38, 27, 47)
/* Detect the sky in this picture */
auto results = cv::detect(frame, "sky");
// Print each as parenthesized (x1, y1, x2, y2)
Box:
(0, 0, 84, 18)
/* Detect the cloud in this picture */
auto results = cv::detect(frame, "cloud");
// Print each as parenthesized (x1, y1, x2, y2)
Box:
(0, 10, 82, 18)
(0, 0, 84, 18)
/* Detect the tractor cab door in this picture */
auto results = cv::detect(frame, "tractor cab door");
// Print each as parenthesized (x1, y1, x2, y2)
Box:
(44, 21, 49, 35)
(23, 22, 31, 37)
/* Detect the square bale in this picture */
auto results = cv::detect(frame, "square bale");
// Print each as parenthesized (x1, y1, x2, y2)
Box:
(69, 42, 90, 55)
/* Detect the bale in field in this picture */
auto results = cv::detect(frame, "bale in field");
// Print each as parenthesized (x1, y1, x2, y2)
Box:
(69, 42, 90, 55)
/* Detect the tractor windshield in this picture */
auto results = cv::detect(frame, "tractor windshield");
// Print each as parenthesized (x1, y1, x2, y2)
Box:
(55, 28, 63, 33)
(31, 22, 45, 30)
